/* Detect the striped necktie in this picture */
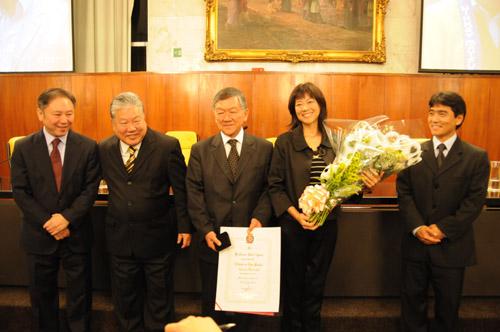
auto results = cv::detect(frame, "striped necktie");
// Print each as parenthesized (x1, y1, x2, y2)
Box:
(125, 145, 136, 173)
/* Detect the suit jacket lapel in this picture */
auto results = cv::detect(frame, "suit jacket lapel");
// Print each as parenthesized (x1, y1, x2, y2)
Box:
(60, 131, 80, 194)
(235, 133, 255, 181)
(33, 130, 59, 194)
(211, 134, 234, 183)
(438, 138, 463, 176)
(130, 128, 155, 175)
(106, 136, 126, 177)
(421, 140, 438, 175)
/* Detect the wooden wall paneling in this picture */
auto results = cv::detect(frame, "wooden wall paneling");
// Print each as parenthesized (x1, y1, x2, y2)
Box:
(384, 76, 412, 121)
(145, 73, 169, 132)
(459, 77, 491, 152)
(357, 75, 386, 120)
(71, 75, 97, 139)
(161, 73, 201, 134)
(437, 75, 463, 93)
(94, 74, 122, 141)
(197, 72, 254, 140)
(0, 76, 15, 179)
(251, 73, 294, 139)
(487, 79, 500, 161)
(408, 76, 440, 138)
(331, 74, 361, 120)
(121, 73, 149, 105)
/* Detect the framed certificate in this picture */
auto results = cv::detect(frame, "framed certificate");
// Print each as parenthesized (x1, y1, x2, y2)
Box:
(215, 227, 281, 314)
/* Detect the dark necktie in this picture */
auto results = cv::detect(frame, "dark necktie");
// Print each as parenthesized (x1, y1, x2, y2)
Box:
(227, 139, 239, 178)
(125, 145, 136, 173)
(50, 138, 62, 192)
(436, 143, 446, 169)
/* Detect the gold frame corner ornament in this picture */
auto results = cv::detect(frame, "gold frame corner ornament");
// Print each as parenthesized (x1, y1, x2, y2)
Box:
(205, 0, 388, 63)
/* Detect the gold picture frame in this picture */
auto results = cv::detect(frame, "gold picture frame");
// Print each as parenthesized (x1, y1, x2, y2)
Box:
(205, 0, 389, 63)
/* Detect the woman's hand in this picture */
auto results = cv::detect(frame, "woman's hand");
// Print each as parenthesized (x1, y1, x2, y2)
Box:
(361, 168, 384, 189)
(287, 206, 319, 231)
(296, 213, 320, 231)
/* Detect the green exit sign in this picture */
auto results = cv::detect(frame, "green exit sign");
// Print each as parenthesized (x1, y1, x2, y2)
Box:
(173, 48, 182, 57)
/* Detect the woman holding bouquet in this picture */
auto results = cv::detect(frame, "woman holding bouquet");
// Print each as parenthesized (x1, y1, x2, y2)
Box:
(268, 82, 381, 332)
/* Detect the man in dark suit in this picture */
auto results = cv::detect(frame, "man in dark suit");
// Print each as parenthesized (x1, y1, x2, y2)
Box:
(99, 92, 191, 332)
(397, 91, 490, 332)
(10, 88, 100, 332)
(186, 87, 273, 331)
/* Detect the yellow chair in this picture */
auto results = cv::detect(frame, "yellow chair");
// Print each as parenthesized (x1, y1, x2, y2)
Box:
(166, 131, 198, 164)
(266, 137, 277, 146)
(7, 136, 25, 160)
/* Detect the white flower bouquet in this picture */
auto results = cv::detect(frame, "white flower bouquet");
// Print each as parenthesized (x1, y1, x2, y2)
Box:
(299, 116, 423, 226)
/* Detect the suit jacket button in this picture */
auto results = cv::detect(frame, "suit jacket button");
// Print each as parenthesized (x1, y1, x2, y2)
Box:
(232, 200, 236, 204)
(127, 201, 132, 206)
(127, 181, 132, 185)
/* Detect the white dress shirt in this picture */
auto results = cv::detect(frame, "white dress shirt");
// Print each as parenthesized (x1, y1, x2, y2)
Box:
(43, 127, 68, 166)
(119, 140, 142, 165)
(220, 128, 244, 157)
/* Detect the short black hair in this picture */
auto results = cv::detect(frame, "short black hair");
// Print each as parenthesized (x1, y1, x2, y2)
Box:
(429, 91, 466, 129)
(37, 88, 76, 111)
(288, 82, 328, 130)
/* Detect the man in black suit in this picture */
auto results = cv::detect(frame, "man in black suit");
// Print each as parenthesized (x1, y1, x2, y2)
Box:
(397, 91, 490, 332)
(186, 87, 273, 332)
(99, 92, 191, 332)
(11, 88, 100, 332)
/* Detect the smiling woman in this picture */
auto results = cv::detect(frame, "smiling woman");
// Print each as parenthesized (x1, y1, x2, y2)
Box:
(268, 82, 339, 331)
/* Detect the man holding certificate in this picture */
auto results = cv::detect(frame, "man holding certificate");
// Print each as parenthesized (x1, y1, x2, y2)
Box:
(186, 87, 274, 332)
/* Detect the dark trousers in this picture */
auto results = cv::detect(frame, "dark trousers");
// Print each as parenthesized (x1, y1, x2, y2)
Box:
(401, 259, 465, 332)
(280, 216, 338, 332)
(27, 244, 92, 332)
(199, 258, 250, 332)
(110, 251, 176, 332)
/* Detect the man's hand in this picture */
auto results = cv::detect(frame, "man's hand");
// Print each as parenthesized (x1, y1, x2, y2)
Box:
(43, 213, 69, 236)
(361, 169, 384, 189)
(428, 224, 446, 240)
(53, 228, 70, 240)
(205, 231, 221, 252)
(247, 218, 262, 243)
(177, 233, 192, 249)
(415, 225, 442, 245)
(165, 315, 221, 332)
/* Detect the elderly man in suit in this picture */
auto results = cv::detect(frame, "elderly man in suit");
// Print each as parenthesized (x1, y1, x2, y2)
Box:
(99, 92, 191, 332)
(186, 87, 273, 331)
(397, 91, 490, 332)
(10, 88, 100, 332)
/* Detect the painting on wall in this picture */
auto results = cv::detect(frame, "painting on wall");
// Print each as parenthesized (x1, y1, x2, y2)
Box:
(205, 0, 388, 63)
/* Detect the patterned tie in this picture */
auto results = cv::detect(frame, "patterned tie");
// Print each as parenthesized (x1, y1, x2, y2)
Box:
(436, 143, 446, 169)
(125, 145, 136, 173)
(50, 138, 63, 192)
(227, 139, 239, 178)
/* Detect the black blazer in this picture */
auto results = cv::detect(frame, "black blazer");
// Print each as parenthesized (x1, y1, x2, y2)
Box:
(396, 138, 490, 267)
(268, 125, 337, 220)
(11, 130, 100, 254)
(186, 132, 273, 262)
(99, 128, 190, 258)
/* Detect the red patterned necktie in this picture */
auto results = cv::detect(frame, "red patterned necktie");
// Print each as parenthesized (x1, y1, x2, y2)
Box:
(51, 138, 62, 192)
